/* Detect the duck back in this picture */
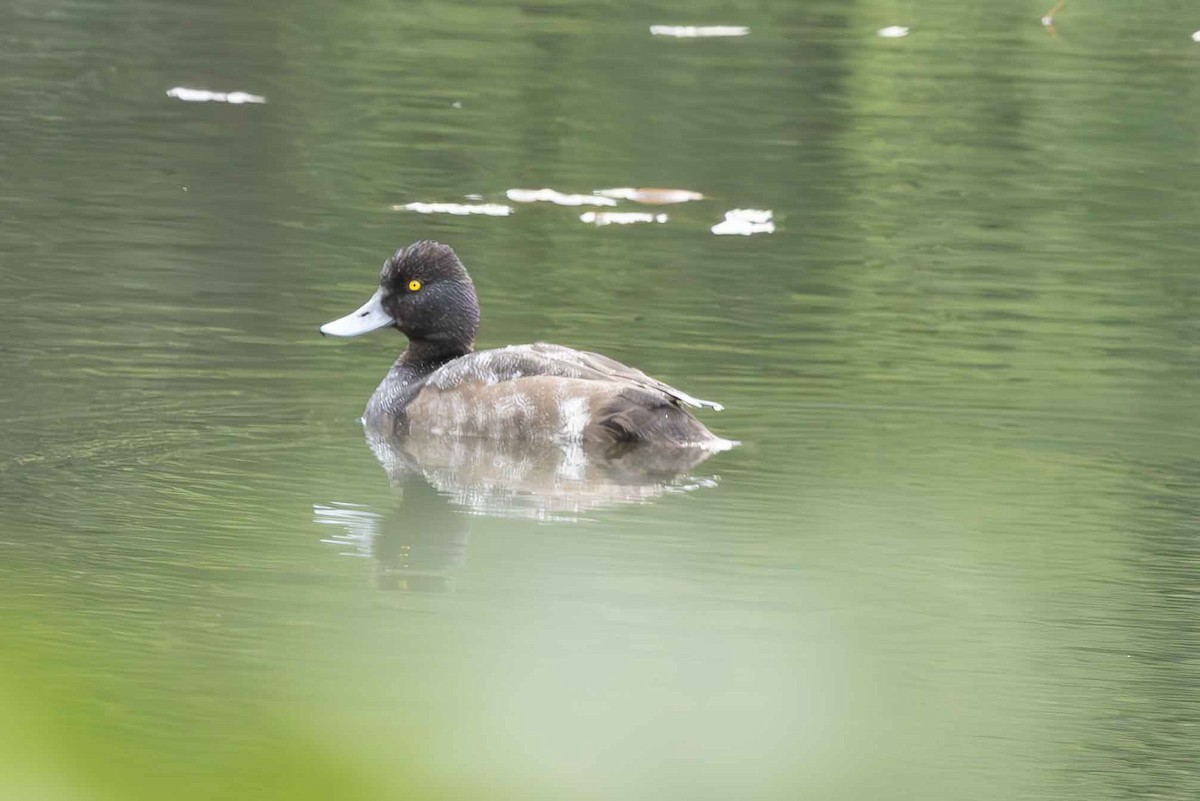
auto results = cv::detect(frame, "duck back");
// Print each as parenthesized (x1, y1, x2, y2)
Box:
(368, 343, 726, 448)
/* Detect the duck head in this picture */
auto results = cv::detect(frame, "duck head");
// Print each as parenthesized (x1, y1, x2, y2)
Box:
(320, 241, 481, 354)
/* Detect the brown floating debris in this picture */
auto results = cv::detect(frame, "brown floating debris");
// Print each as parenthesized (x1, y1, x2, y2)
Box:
(1042, 0, 1066, 28)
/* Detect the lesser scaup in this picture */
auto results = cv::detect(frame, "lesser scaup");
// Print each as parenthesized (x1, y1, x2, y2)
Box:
(320, 241, 727, 448)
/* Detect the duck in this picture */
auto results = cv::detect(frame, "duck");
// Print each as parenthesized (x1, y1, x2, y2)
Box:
(320, 241, 728, 448)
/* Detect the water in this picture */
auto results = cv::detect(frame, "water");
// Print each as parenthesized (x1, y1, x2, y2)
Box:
(2, 0, 1199, 798)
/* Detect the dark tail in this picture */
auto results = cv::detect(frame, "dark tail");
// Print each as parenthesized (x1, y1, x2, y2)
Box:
(592, 389, 717, 447)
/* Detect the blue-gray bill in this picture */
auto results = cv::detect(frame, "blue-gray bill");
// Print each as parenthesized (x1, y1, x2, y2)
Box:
(319, 288, 394, 337)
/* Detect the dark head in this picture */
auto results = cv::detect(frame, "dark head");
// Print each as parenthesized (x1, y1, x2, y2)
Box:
(320, 241, 481, 358)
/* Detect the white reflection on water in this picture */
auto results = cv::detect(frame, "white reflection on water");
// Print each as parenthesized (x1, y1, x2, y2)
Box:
(594, 187, 704, 204)
(165, 87, 267, 104)
(313, 502, 379, 556)
(395, 201, 512, 216)
(314, 486, 467, 592)
(712, 208, 775, 235)
(580, 211, 669, 226)
(650, 25, 749, 38)
(506, 188, 618, 206)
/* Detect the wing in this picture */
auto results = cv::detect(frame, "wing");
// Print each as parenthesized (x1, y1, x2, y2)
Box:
(425, 343, 724, 411)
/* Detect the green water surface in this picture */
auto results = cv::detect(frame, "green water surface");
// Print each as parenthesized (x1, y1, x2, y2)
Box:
(1, 0, 1198, 799)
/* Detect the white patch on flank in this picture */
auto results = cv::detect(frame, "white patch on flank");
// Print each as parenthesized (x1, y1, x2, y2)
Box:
(556, 396, 590, 442)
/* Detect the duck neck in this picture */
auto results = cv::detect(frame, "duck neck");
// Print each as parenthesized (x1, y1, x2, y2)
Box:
(399, 336, 473, 374)
(367, 337, 474, 426)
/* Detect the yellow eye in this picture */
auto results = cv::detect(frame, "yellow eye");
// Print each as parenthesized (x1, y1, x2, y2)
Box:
(407, 280, 422, 292)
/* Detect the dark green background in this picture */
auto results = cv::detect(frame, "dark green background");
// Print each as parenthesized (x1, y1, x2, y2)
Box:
(2, 0, 1198, 798)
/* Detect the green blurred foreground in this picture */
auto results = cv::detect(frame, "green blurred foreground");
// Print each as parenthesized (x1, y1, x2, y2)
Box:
(2, 0, 1198, 798)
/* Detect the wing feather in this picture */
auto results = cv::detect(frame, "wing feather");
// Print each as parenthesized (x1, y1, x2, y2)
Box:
(425, 343, 724, 411)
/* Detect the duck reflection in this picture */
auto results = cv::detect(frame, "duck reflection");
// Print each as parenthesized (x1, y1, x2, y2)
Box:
(367, 429, 723, 520)
(314, 482, 467, 593)
(316, 430, 726, 592)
